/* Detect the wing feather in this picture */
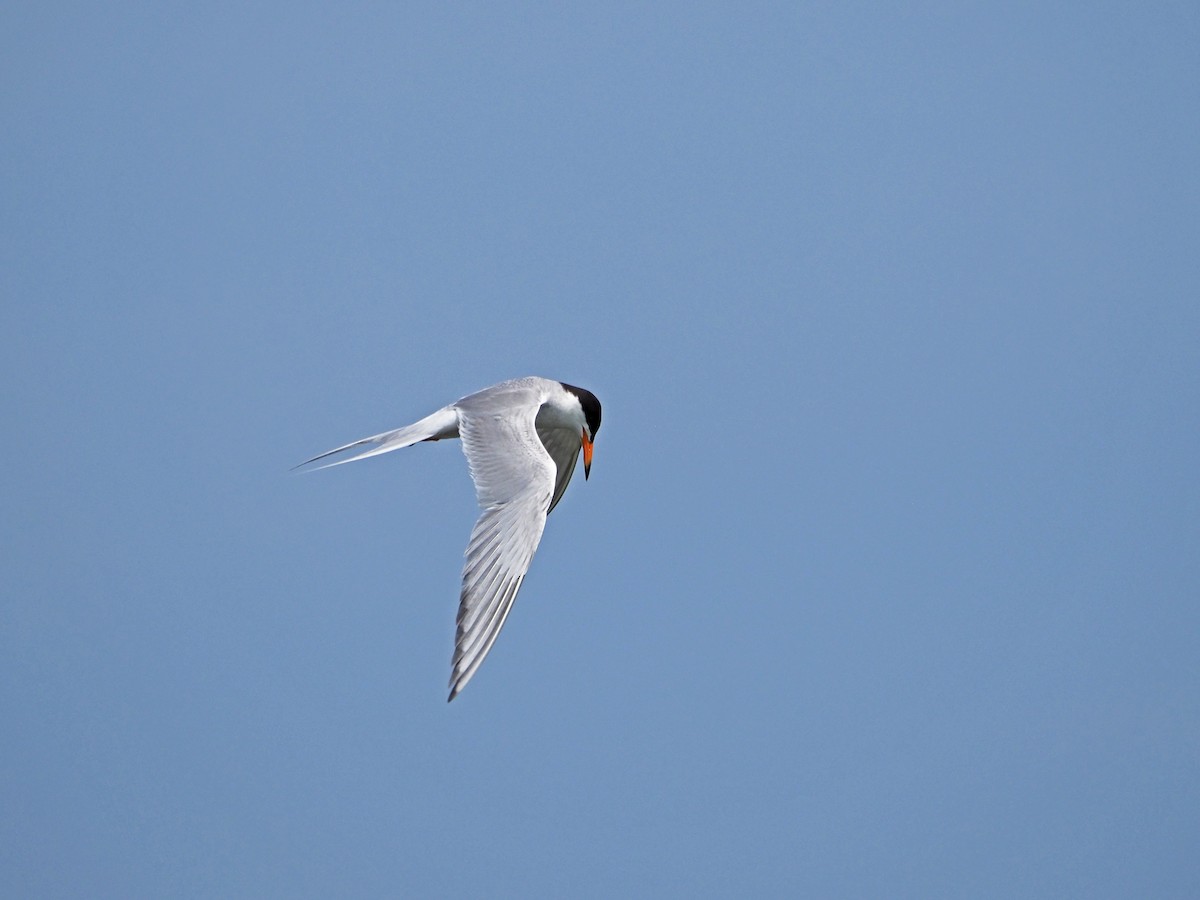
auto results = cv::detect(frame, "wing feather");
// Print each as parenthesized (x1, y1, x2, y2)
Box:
(536, 425, 583, 514)
(449, 390, 556, 700)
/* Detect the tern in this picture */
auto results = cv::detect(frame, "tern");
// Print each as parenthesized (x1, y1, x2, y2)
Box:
(297, 376, 602, 701)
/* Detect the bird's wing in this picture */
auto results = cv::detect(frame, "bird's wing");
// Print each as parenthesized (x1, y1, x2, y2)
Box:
(450, 391, 557, 700)
(536, 424, 582, 515)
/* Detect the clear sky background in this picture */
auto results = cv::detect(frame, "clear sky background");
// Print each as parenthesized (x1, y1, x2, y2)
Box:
(2, 4, 1198, 897)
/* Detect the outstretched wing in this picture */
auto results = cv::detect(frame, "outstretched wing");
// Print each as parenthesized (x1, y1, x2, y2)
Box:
(449, 390, 556, 700)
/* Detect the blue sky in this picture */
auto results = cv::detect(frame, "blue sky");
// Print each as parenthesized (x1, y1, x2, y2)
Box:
(2, 3, 1198, 897)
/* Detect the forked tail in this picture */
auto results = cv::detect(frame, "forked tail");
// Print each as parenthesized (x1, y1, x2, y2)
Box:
(293, 406, 459, 472)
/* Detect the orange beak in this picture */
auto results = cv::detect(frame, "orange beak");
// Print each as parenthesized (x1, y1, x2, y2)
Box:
(581, 429, 593, 479)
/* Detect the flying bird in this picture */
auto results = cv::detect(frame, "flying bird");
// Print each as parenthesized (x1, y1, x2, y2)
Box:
(296, 376, 602, 701)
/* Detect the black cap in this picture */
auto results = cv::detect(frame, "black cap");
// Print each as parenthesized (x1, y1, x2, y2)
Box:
(560, 382, 601, 438)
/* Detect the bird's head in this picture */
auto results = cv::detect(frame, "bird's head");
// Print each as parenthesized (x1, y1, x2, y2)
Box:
(561, 383, 602, 479)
